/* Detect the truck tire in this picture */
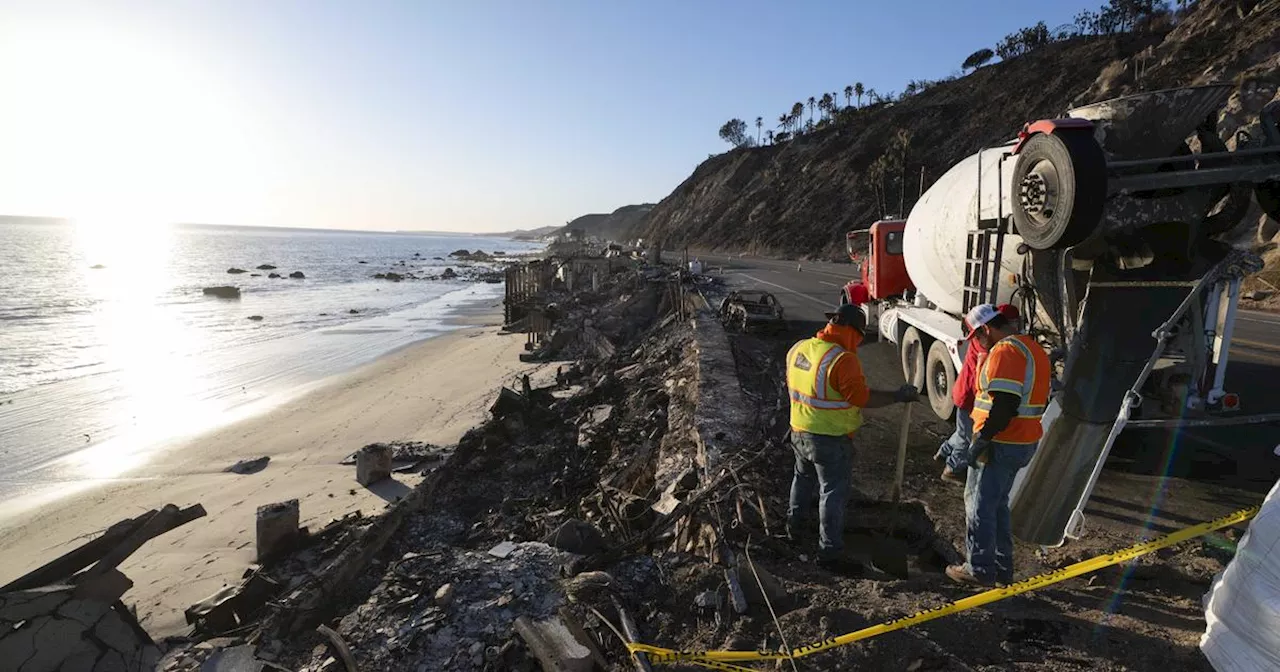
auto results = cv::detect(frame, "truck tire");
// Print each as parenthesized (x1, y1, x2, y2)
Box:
(1011, 131, 1107, 250)
(926, 340, 957, 421)
(901, 327, 926, 392)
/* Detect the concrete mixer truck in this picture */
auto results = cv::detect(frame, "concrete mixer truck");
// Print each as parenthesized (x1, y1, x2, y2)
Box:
(839, 85, 1280, 548)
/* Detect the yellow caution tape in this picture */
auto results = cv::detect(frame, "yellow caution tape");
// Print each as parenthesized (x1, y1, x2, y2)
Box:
(628, 505, 1259, 668)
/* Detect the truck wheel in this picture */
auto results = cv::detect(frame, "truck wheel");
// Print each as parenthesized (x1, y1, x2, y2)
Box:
(901, 327, 926, 391)
(1011, 131, 1107, 250)
(926, 340, 956, 421)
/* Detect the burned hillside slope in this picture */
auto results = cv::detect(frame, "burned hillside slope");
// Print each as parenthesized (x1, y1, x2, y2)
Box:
(640, 0, 1280, 258)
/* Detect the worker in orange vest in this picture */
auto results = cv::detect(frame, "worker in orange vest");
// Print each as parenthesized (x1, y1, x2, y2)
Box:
(943, 304, 1050, 587)
(935, 303, 1021, 476)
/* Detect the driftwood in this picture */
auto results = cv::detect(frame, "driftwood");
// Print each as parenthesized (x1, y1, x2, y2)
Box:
(1, 503, 206, 592)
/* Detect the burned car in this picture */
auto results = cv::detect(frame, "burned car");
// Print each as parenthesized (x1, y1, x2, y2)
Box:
(718, 289, 786, 333)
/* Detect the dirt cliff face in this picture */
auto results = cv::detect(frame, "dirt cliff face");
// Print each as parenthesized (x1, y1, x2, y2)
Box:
(640, 0, 1279, 259)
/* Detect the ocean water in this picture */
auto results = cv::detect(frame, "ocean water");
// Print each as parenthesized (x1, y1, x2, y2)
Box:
(0, 221, 539, 503)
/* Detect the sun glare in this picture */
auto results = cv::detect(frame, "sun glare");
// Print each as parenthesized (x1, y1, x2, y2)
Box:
(0, 21, 267, 224)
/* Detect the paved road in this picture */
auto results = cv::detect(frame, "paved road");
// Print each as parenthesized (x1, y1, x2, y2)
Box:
(695, 251, 1280, 491)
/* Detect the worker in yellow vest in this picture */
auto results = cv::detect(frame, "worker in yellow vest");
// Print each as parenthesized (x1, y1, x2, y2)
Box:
(943, 303, 1051, 587)
(787, 304, 918, 573)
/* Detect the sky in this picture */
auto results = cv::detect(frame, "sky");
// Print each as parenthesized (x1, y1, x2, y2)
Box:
(0, 0, 1101, 233)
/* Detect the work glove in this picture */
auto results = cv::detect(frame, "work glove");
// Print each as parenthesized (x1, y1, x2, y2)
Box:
(968, 437, 994, 467)
(893, 384, 920, 403)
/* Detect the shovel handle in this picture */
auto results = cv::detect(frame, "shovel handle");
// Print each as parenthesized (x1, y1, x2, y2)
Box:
(891, 402, 912, 503)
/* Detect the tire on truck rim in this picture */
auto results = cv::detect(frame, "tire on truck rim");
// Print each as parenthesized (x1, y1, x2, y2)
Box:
(925, 339, 956, 420)
(900, 327, 926, 392)
(1011, 131, 1107, 250)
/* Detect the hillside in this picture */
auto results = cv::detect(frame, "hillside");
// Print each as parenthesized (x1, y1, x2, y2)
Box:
(638, 0, 1280, 258)
(563, 203, 654, 241)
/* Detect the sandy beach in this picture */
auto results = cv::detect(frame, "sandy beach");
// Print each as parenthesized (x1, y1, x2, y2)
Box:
(0, 309, 548, 637)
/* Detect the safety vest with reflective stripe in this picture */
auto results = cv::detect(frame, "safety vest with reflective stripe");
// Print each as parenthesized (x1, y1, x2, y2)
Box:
(970, 334, 1051, 445)
(787, 338, 864, 436)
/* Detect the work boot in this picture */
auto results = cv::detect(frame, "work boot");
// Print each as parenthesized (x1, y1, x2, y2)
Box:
(945, 564, 994, 587)
(940, 466, 966, 486)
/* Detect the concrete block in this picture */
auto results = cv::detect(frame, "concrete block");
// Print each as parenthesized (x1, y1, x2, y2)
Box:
(355, 444, 393, 486)
(255, 499, 300, 562)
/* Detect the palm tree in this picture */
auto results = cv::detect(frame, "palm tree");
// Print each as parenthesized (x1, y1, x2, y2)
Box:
(866, 88, 878, 104)
(843, 85, 853, 110)
(790, 103, 804, 134)
(820, 93, 834, 120)
(807, 96, 816, 124)
(778, 114, 790, 135)
(755, 117, 763, 144)
(766, 130, 774, 145)
(854, 82, 865, 107)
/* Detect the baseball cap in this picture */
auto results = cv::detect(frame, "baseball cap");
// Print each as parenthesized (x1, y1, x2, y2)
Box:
(824, 304, 866, 331)
(996, 303, 1020, 321)
(963, 303, 999, 340)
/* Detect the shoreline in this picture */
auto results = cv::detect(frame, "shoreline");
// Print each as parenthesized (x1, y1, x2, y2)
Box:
(0, 302, 549, 637)
(0, 283, 510, 507)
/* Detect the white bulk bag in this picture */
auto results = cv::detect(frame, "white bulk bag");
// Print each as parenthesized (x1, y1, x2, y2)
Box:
(1200, 478, 1280, 671)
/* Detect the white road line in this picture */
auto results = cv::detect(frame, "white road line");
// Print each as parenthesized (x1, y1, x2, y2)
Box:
(818, 280, 841, 287)
(1239, 310, 1280, 325)
(738, 273, 833, 309)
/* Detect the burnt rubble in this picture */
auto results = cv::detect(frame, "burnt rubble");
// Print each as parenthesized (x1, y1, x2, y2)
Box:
(52, 250, 1235, 671)
(0, 504, 207, 672)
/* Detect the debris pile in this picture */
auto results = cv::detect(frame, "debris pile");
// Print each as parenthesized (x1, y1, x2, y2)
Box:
(0, 504, 206, 672)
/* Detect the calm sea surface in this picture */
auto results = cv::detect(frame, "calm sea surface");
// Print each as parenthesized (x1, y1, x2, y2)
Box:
(0, 221, 539, 504)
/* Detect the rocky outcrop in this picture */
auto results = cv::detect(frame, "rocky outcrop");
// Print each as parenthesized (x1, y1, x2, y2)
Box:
(256, 264, 277, 270)
(288, 271, 305, 279)
(441, 268, 458, 279)
(227, 268, 247, 274)
(202, 286, 241, 299)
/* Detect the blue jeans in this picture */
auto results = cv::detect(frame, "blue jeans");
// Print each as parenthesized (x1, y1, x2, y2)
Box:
(787, 430, 853, 559)
(939, 409, 974, 469)
(964, 441, 1036, 582)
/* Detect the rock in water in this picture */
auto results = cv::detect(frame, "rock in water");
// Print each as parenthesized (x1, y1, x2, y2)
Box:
(202, 286, 241, 299)
(449, 249, 471, 257)
(89, 264, 106, 269)
(227, 267, 247, 274)
(256, 264, 277, 270)
(268, 272, 282, 279)
(288, 271, 305, 279)
(247, 315, 264, 321)
(442, 267, 458, 279)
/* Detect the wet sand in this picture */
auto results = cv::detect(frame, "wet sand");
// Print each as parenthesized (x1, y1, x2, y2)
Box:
(0, 308, 551, 636)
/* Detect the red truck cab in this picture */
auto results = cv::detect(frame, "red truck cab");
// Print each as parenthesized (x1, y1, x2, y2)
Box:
(843, 219, 913, 303)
